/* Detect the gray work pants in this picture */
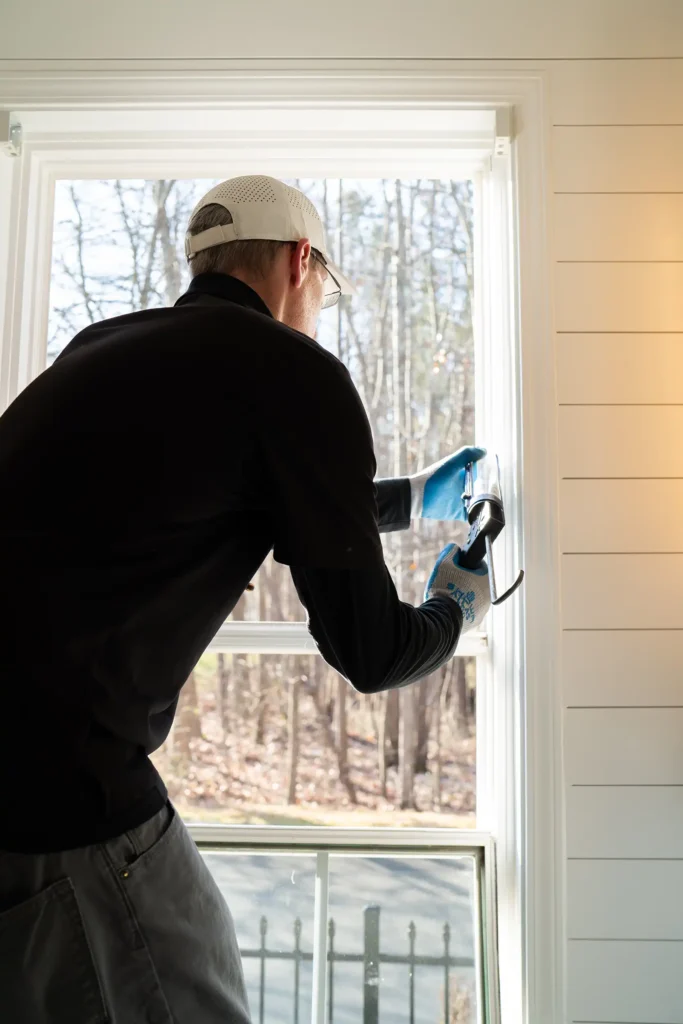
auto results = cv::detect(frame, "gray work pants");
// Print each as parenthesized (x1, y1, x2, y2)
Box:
(0, 802, 251, 1024)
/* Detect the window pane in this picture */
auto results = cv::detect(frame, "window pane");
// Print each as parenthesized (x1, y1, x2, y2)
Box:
(327, 854, 478, 1024)
(202, 852, 316, 1023)
(302, 178, 476, 607)
(197, 851, 479, 1024)
(47, 179, 214, 363)
(150, 652, 476, 828)
(48, 178, 475, 617)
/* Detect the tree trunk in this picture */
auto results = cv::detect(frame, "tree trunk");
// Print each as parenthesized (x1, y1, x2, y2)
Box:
(155, 179, 182, 304)
(254, 580, 269, 744)
(379, 688, 400, 793)
(138, 180, 168, 308)
(455, 658, 468, 735)
(399, 686, 416, 810)
(311, 666, 357, 804)
(336, 676, 349, 782)
(414, 679, 430, 775)
(378, 692, 388, 796)
(231, 593, 249, 720)
(287, 673, 300, 804)
(337, 179, 345, 363)
(467, 665, 476, 733)
(390, 181, 417, 811)
(255, 655, 269, 746)
(217, 653, 229, 737)
(433, 670, 445, 810)
(335, 676, 357, 804)
(173, 670, 202, 758)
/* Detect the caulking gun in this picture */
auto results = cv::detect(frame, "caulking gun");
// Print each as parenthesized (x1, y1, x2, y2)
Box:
(457, 453, 524, 605)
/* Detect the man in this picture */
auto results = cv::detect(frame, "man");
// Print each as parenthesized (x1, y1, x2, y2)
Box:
(0, 175, 489, 1023)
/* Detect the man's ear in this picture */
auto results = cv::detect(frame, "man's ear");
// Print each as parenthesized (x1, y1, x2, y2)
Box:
(290, 238, 312, 289)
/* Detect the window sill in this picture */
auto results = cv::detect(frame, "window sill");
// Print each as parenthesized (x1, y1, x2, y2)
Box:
(208, 620, 488, 656)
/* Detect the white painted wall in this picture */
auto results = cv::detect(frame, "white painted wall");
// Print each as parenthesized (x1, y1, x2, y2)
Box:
(1, 3, 683, 1022)
(552, 57, 683, 1024)
(1, 0, 682, 60)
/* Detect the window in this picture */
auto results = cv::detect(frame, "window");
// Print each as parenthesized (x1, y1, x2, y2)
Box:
(48, 176, 479, 830)
(48, 176, 477, 613)
(0, 88, 552, 1024)
(201, 847, 482, 1023)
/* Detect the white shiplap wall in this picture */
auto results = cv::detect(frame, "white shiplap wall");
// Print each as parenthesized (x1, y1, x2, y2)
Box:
(553, 59, 683, 1024)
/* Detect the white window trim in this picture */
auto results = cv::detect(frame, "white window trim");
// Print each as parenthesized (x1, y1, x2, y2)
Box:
(0, 65, 561, 1024)
(209, 622, 488, 657)
(189, 828, 497, 1024)
(0, 106, 496, 405)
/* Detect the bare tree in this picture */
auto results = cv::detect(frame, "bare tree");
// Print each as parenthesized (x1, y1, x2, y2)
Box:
(455, 659, 469, 735)
(433, 662, 455, 810)
(399, 687, 417, 810)
(309, 663, 357, 805)
(216, 653, 229, 735)
(172, 671, 202, 758)
(379, 689, 400, 797)
(393, 181, 417, 810)
(414, 679, 431, 775)
(336, 677, 354, 801)
(287, 672, 301, 804)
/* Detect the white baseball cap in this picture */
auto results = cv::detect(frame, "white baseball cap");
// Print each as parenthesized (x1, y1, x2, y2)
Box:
(185, 175, 354, 309)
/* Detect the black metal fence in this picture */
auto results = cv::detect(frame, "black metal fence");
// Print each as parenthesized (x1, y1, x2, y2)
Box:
(240, 904, 475, 1024)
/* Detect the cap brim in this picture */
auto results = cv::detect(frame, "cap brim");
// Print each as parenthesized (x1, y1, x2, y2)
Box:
(326, 260, 356, 297)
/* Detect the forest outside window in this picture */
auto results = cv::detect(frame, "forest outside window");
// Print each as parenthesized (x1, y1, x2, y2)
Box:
(48, 177, 476, 609)
(47, 177, 480, 831)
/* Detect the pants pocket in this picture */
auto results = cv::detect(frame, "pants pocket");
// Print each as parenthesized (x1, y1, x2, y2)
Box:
(0, 876, 108, 1024)
(106, 803, 176, 878)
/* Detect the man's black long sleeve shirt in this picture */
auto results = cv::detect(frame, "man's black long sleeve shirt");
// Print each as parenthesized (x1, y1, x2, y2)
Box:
(291, 478, 461, 695)
(0, 273, 461, 852)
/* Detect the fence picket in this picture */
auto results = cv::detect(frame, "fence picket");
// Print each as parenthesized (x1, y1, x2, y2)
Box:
(238, 906, 474, 1023)
(408, 921, 416, 1024)
(443, 922, 451, 1023)
(328, 918, 336, 1024)
(259, 915, 267, 1024)
(293, 918, 302, 1024)
(363, 905, 381, 1024)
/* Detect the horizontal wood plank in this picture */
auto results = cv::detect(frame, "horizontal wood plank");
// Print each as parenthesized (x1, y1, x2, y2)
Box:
(568, 940, 683, 1023)
(563, 629, 683, 706)
(557, 333, 683, 404)
(5, 1, 683, 61)
(562, 554, 683, 629)
(559, 406, 683, 478)
(560, 479, 683, 553)
(567, 785, 683, 858)
(568, 859, 683, 939)
(555, 193, 683, 261)
(556, 262, 683, 333)
(565, 708, 683, 784)
(551, 58, 683, 125)
(553, 125, 683, 192)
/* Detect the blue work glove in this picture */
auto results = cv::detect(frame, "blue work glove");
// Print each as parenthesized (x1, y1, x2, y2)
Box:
(425, 543, 490, 632)
(409, 446, 486, 521)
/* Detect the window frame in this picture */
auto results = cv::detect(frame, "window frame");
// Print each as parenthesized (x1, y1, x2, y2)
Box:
(208, 621, 488, 657)
(0, 67, 561, 1024)
(190, 830, 497, 1024)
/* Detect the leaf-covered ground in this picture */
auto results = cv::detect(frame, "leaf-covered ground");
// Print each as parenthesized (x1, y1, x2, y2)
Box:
(153, 680, 475, 828)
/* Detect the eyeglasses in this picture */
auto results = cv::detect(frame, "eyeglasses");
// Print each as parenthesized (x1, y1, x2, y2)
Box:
(311, 249, 342, 310)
